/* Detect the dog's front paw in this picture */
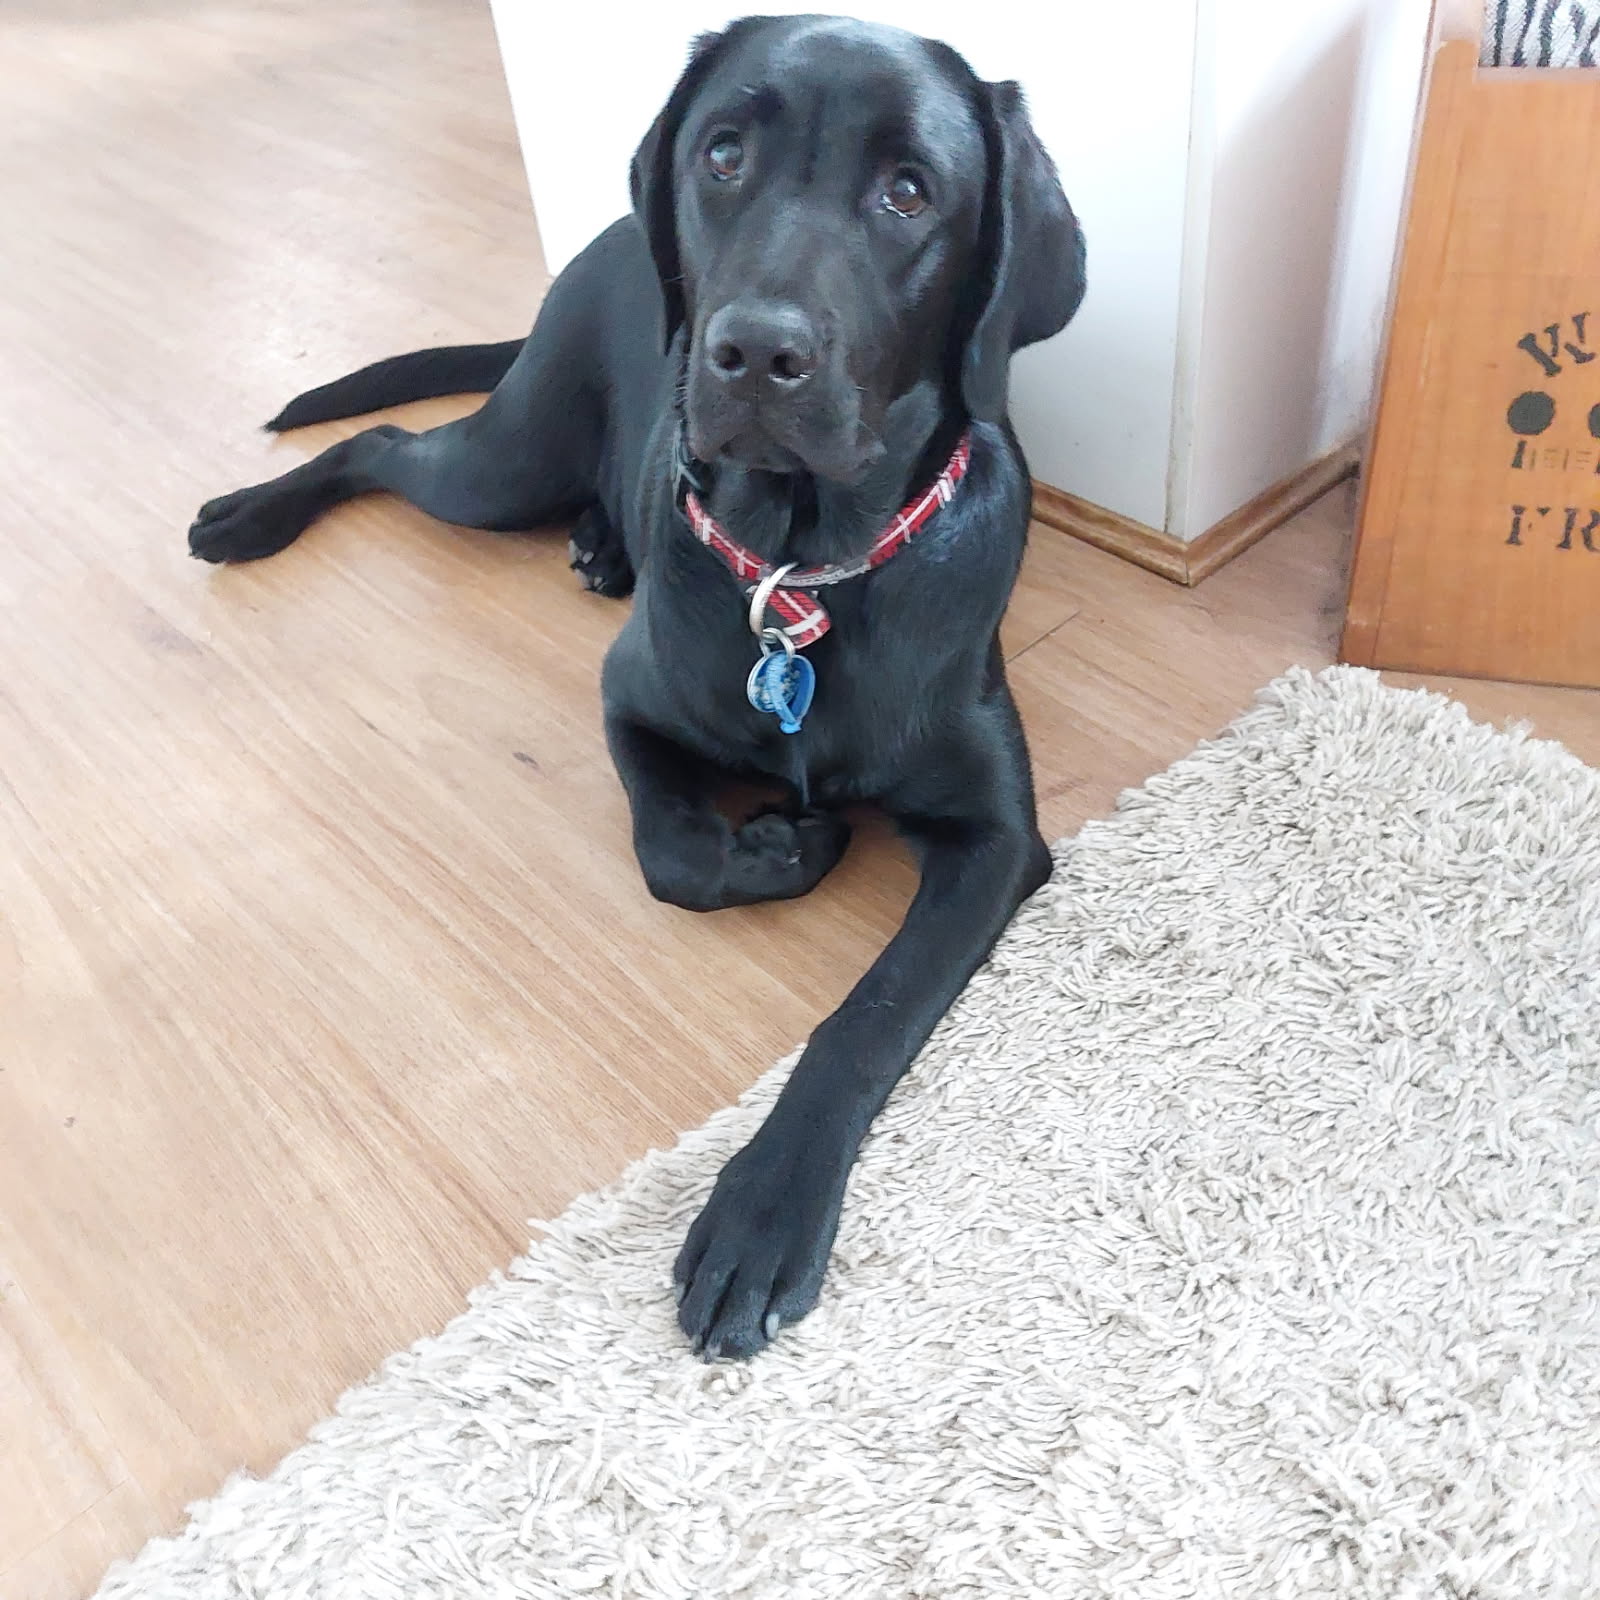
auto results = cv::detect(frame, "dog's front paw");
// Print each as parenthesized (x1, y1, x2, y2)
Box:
(726, 808, 850, 901)
(674, 1134, 847, 1360)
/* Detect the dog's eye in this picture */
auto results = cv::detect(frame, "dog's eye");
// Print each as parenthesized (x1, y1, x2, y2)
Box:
(706, 134, 744, 181)
(882, 171, 928, 218)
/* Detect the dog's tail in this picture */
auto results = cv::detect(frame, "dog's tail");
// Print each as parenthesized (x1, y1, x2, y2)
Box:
(264, 340, 525, 432)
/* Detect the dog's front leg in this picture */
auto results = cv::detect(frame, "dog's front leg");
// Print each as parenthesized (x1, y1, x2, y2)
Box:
(606, 715, 850, 911)
(674, 779, 1053, 1358)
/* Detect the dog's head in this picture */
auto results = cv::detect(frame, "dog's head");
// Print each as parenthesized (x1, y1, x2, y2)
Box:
(630, 16, 1086, 483)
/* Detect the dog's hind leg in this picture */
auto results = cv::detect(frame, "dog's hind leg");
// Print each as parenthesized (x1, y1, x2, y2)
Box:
(188, 371, 601, 564)
(187, 231, 630, 565)
(566, 505, 635, 598)
(190, 219, 663, 565)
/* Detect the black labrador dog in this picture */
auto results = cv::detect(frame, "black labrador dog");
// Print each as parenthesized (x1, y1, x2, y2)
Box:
(189, 15, 1085, 1359)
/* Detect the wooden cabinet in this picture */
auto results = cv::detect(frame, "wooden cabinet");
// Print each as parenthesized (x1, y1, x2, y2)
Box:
(1343, 6, 1600, 688)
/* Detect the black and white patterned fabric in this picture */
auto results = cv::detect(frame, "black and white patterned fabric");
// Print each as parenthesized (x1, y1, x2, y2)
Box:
(1482, 1, 1600, 65)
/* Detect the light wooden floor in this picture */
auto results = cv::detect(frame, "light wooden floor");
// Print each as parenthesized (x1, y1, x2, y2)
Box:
(2, 6, 1596, 1598)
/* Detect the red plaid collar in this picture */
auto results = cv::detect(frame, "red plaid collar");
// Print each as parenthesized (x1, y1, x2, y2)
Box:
(680, 431, 973, 648)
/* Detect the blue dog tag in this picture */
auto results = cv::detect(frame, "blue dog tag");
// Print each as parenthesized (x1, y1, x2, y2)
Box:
(746, 646, 815, 734)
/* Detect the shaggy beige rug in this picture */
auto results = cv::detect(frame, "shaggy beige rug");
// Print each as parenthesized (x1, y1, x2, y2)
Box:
(95, 667, 1600, 1599)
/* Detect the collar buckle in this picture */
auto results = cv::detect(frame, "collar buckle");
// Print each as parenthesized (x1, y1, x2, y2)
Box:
(672, 426, 707, 506)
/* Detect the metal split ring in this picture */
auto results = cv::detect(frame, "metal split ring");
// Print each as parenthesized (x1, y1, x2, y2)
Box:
(757, 625, 796, 660)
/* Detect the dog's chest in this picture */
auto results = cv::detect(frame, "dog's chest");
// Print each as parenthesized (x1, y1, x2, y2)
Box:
(636, 575, 974, 796)
(613, 449, 1014, 796)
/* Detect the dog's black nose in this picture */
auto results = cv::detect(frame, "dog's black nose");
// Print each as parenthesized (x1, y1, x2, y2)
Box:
(704, 303, 819, 387)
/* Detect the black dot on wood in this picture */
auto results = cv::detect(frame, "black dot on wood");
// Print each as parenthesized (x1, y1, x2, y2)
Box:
(1507, 391, 1556, 435)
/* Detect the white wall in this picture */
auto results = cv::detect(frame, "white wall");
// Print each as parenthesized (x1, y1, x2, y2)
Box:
(489, 0, 1199, 529)
(1172, 0, 1432, 538)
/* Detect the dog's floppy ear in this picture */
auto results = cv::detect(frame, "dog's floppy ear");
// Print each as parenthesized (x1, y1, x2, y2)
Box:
(961, 81, 1087, 423)
(630, 26, 746, 352)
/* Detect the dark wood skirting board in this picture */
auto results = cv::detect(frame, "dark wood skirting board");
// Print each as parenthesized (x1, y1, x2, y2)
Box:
(1031, 446, 1361, 587)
